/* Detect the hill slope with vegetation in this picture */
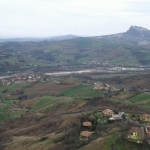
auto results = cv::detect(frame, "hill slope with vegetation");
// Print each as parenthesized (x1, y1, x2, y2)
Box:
(0, 74, 150, 150)
(0, 26, 150, 74)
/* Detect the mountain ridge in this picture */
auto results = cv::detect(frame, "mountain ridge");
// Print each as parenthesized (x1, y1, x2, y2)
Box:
(0, 25, 150, 72)
(1, 25, 150, 42)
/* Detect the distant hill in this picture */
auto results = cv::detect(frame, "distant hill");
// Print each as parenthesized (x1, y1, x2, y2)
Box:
(0, 34, 79, 42)
(0, 26, 150, 73)
(101, 26, 150, 45)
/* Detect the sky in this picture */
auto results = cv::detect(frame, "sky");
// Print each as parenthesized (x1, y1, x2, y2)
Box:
(0, 0, 150, 37)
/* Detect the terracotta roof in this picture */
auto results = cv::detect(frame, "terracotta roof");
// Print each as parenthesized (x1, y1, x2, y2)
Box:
(128, 127, 142, 135)
(103, 109, 113, 112)
(83, 122, 92, 127)
(102, 109, 114, 116)
(141, 114, 150, 118)
(80, 131, 92, 138)
(140, 114, 150, 120)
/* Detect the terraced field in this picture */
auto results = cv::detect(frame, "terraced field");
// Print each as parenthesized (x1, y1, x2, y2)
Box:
(129, 93, 150, 103)
(61, 84, 103, 98)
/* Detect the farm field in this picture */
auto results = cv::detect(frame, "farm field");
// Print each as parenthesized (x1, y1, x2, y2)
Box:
(115, 92, 135, 100)
(31, 96, 75, 111)
(25, 82, 79, 98)
(0, 83, 19, 95)
(0, 106, 26, 122)
(128, 93, 150, 103)
(1, 73, 150, 150)
(61, 84, 103, 98)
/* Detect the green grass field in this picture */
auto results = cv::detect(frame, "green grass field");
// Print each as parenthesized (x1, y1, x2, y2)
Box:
(32, 96, 57, 111)
(3, 100, 18, 106)
(0, 106, 26, 122)
(61, 84, 103, 98)
(128, 93, 150, 103)
(32, 96, 74, 111)
(0, 83, 19, 94)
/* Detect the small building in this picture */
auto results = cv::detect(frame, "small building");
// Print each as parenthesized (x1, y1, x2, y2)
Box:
(82, 122, 92, 130)
(118, 112, 125, 117)
(144, 88, 150, 93)
(110, 86, 120, 94)
(109, 112, 125, 121)
(140, 114, 150, 122)
(109, 114, 122, 121)
(80, 131, 92, 140)
(103, 83, 110, 88)
(102, 109, 114, 117)
(83, 122, 92, 127)
(126, 127, 143, 143)
(93, 85, 103, 90)
(28, 76, 32, 79)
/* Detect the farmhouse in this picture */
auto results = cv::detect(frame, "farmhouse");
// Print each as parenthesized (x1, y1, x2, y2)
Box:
(109, 114, 122, 121)
(109, 112, 125, 121)
(82, 121, 92, 130)
(140, 114, 150, 122)
(83, 122, 92, 127)
(102, 109, 114, 116)
(126, 127, 143, 143)
(80, 131, 92, 140)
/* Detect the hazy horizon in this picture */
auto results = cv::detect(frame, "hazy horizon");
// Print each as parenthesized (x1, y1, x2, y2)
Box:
(1, 0, 150, 38)
(0, 34, 80, 39)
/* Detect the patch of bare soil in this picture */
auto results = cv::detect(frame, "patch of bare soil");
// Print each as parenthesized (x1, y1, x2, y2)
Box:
(25, 82, 79, 98)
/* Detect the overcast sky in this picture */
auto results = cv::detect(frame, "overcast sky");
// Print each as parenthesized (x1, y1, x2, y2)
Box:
(0, 0, 150, 37)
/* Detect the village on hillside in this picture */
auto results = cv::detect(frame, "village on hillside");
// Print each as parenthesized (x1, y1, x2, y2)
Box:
(79, 108, 150, 146)
(0, 74, 41, 86)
